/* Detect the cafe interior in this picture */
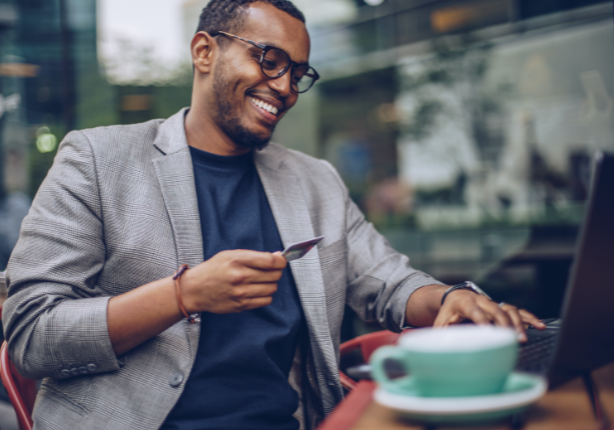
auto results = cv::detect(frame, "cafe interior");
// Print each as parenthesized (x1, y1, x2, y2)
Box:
(0, 0, 613, 429)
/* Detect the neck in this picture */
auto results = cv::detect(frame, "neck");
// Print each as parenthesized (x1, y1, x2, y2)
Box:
(184, 106, 252, 157)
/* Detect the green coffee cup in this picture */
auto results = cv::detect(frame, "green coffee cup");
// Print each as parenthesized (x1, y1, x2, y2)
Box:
(370, 326, 518, 397)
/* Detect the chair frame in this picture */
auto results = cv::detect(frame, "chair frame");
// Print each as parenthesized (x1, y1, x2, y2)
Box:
(339, 330, 402, 391)
(0, 341, 35, 430)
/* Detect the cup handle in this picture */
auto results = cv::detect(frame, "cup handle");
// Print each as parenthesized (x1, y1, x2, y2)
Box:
(370, 346, 409, 391)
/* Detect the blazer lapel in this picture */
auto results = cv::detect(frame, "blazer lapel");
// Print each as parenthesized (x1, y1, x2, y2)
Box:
(152, 109, 203, 355)
(255, 146, 341, 406)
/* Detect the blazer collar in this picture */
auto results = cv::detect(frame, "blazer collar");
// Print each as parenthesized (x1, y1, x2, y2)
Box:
(151, 108, 203, 355)
(151, 108, 202, 267)
(153, 108, 190, 155)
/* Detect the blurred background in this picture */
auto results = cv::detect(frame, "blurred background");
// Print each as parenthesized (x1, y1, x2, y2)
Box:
(0, 0, 613, 335)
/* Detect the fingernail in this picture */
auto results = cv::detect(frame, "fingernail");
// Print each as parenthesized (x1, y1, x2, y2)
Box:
(517, 333, 527, 342)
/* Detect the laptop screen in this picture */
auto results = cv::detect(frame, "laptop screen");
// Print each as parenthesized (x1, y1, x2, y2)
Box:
(549, 152, 614, 386)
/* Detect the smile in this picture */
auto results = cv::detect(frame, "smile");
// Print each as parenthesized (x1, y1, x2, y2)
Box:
(250, 97, 279, 116)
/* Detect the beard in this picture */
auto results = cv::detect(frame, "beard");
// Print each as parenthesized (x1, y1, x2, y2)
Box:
(212, 66, 275, 151)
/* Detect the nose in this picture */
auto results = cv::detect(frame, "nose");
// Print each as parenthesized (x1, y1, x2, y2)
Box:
(268, 69, 293, 98)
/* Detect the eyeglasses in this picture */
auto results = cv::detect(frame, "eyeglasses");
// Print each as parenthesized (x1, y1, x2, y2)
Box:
(212, 31, 320, 94)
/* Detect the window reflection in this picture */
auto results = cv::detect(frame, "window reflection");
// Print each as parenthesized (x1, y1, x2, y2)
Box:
(1, 0, 612, 322)
(302, 0, 613, 321)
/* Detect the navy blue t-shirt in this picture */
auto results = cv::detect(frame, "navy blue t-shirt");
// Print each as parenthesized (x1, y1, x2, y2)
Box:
(162, 147, 303, 430)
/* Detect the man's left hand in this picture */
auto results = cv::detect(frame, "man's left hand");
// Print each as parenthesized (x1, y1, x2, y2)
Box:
(433, 290, 546, 342)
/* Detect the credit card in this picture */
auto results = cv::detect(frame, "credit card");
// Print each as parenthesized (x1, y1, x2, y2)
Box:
(281, 236, 324, 262)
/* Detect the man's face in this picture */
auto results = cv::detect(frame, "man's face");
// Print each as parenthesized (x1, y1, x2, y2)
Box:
(208, 3, 310, 150)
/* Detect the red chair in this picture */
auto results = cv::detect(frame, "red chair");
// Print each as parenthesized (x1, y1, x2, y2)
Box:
(0, 341, 36, 430)
(339, 330, 403, 391)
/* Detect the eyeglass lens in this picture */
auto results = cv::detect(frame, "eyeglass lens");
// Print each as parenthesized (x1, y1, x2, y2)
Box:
(261, 48, 317, 93)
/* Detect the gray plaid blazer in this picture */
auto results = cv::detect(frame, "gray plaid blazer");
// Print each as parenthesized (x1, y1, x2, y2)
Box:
(2, 108, 440, 430)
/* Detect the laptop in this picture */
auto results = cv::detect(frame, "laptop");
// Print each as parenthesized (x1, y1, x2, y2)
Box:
(347, 152, 614, 388)
(517, 151, 614, 388)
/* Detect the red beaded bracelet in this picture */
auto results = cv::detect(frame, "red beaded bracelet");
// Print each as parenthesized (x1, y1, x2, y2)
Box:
(173, 264, 197, 324)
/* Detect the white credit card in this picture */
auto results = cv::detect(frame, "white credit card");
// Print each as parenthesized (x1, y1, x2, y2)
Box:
(281, 236, 324, 262)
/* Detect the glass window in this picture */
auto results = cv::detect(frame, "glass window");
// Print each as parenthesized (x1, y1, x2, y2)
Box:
(291, 0, 614, 322)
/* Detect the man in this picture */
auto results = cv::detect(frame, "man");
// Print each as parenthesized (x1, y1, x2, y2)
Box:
(2, 1, 543, 429)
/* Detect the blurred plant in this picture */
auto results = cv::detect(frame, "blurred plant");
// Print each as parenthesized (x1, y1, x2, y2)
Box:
(102, 37, 193, 86)
(400, 33, 514, 166)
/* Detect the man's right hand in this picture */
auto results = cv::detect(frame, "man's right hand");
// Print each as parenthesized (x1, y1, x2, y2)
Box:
(181, 250, 287, 314)
(107, 249, 287, 356)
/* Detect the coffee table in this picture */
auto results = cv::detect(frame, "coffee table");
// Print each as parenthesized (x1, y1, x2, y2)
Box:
(317, 361, 614, 430)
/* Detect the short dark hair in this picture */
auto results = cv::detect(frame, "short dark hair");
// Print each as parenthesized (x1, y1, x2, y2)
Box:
(196, 0, 305, 42)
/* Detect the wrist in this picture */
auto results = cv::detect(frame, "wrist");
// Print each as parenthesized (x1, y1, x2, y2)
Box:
(405, 284, 449, 327)
(444, 288, 479, 304)
(441, 281, 490, 306)
(173, 265, 198, 323)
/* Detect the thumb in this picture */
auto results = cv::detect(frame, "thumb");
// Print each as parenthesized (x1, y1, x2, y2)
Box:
(433, 305, 453, 327)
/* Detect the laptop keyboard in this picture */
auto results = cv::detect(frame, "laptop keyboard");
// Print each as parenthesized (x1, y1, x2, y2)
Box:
(516, 329, 559, 374)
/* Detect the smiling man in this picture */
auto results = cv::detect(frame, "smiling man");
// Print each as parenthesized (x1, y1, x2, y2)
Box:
(2, 1, 543, 430)
(185, 3, 313, 156)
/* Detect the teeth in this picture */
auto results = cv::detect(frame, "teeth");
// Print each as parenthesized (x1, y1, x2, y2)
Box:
(251, 97, 278, 115)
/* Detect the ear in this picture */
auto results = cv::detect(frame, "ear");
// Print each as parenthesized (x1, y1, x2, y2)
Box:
(191, 31, 217, 75)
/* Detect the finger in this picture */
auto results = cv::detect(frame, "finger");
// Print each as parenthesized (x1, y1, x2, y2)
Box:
(481, 300, 513, 328)
(241, 267, 284, 284)
(235, 282, 278, 299)
(437, 292, 491, 326)
(446, 314, 465, 325)
(434, 290, 475, 327)
(437, 313, 465, 327)
(270, 253, 288, 269)
(238, 296, 274, 311)
(433, 300, 458, 327)
(501, 304, 527, 342)
(433, 307, 453, 327)
(519, 309, 546, 329)
(237, 250, 287, 270)
(225, 264, 283, 285)
(466, 305, 492, 326)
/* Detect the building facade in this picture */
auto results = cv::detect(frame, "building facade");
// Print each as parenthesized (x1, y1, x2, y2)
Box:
(0, 0, 113, 269)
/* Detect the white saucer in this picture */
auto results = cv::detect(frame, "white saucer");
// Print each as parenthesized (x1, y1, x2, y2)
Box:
(374, 372, 547, 424)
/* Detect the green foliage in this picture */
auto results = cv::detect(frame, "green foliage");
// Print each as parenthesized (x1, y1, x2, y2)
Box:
(152, 86, 192, 119)
(403, 99, 444, 141)
(76, 64, 118, 129)
(401, 32, 514, 165)
(102, 37, 193, 87)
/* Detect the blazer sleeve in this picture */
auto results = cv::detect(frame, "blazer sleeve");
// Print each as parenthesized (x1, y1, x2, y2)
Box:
(2, 130, 121, 380)
(322, 161, 444, 331)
